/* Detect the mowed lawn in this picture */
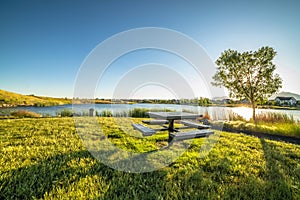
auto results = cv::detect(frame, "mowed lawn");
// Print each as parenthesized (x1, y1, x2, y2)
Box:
(0, 118, 300, 199)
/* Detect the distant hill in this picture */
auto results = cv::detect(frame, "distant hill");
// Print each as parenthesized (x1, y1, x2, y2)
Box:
(0, 89, 71, 107)
(269, 92, 300, 101)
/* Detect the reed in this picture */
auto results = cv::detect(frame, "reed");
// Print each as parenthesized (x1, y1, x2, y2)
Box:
(253, 112, 295, 124)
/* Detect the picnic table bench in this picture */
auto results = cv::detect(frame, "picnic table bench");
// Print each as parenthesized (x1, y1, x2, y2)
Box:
(169, 129, 214, 142)
(142, 119, 169, 125)
(132, 112, 214, 145)
(180, 120, 211, 129)
(132, 123, 156, 136)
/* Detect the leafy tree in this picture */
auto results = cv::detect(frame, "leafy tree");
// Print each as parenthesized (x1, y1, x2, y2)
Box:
(212, 46, 282, 121)
(198, 97, 211, 106)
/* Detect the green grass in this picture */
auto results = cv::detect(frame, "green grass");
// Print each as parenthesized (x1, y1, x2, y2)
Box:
(0, 89, 71, 107)
(1, 117, 300, 199)
(97, 108, 176, 117)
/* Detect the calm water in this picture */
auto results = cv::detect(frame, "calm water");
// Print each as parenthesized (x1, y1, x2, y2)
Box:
(1, 103, 300, 121)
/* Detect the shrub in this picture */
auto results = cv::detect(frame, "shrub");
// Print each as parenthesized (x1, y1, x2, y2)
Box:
(101, 110, 113, 117)
(128, 108, 149, 118)
(56, 109, 73, 117)
(113, 111, 128, 117)
(128, 108, 175, 118)
(33, 102, 45, 107)
(11, 110, 42, 118)
(202, 110, 211, 120)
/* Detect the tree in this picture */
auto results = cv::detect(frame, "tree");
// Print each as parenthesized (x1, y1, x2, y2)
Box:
(212, 46, 282, 121)
(198, 97, 211, 106)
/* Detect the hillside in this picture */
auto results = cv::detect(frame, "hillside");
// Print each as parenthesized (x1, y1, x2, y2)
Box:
(0, 89, 71, 107)
(269, 91, 300, 101)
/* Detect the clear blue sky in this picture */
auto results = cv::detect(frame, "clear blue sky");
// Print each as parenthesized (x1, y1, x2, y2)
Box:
(1, 0, 300, 98)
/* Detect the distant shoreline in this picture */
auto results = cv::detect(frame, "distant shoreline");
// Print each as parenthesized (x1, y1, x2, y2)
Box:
(1, 89, 299, 110)
(1, 102, 300, 111)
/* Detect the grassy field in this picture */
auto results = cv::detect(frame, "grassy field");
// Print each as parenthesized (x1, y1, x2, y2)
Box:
(1, 117, 300, 199)
(0, 89, 71, 107)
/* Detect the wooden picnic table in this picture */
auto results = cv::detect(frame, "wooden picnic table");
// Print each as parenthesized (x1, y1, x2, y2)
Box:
(147, 111, 202, 133)
(132, 112, 213, 145)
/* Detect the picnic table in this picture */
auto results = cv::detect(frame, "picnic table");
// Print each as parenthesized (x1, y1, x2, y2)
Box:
(132, 112, 214, 144)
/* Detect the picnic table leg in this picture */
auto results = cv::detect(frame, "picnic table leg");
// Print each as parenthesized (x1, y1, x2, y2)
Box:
(168, 119, 175, 144)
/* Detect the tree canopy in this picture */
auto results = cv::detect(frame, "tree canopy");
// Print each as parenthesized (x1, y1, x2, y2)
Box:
(212, 46, 282, 121)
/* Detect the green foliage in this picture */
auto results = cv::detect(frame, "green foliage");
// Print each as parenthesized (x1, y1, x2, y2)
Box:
(212, 46, 283, 120)
(98, 108, 175, 118)
(101, 110, 113, 117)
(56, 109, 73, 117)
(128, 108, 150, 118)
(0, 118, 299, 199)
(128, 108, 175, 118)
(198, 97, 211, 106)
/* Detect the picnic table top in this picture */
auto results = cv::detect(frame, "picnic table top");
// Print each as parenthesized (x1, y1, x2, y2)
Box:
(147, 111, 202, 120)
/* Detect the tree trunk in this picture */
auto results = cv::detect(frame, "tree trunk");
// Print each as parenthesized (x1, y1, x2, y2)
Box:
(252, 102, 256, 122)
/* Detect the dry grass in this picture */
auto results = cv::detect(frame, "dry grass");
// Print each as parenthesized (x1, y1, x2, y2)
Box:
(253, 112, 296, 124)
(11, 110, 42, 118)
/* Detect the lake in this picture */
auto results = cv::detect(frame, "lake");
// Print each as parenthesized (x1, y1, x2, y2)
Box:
(1, 103, 300, 121)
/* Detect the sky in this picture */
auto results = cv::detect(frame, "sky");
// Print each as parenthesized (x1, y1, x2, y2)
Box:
(0, 0, 300, 99)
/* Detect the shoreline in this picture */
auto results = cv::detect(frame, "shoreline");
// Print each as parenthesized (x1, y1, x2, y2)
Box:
(1, 102, 299, 111)
(1, 102, 300, 111)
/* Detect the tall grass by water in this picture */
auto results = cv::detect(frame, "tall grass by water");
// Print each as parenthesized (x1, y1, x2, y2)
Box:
(206, 110, 300, 138)
(3, 107, 300, 137)
(1, 108, 175, 119)
(68, 108, 175, 118)
(254, 112, 296, 124)
(253, 113, 300, 137)
(212, 112, 300, 138)
(203, 109, 297, 124)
